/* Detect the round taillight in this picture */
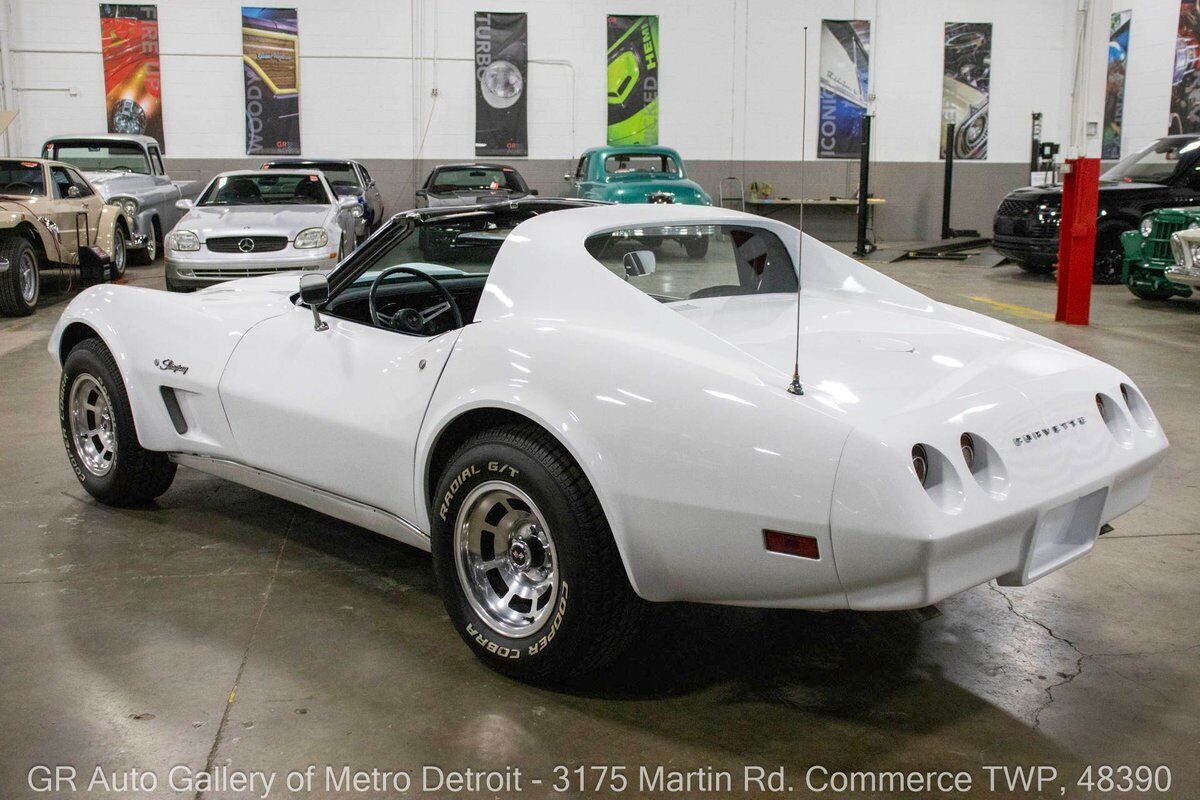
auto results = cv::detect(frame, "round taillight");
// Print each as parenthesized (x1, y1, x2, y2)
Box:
(960, 433, 976, 470)
(912, 444, 929, 486)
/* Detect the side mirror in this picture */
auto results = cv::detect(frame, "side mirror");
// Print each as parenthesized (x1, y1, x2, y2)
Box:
(338, 195, 359, 210)
(175, 198, 194, 211)
(67, 185, 82, 199)
(622, 250, 656, 279)
(298, 273, 330, 331)
(529, 188, 539, 196)
(562, 173, 572, 181)
(415, 188, 428, 198)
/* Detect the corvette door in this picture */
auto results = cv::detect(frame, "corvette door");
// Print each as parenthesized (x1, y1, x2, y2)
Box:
(218, 302, 458, 525)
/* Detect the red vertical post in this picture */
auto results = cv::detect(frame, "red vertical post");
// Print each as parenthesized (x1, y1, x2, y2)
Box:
(1055, 157, 1100, 325)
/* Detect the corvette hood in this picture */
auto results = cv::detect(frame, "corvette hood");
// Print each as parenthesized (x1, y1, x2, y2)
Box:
(672, 292, 1104, 421)
(178, 204, 334, 238)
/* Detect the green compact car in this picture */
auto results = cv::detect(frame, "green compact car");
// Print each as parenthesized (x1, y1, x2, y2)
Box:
(1120, 208, 1196, 301)
(562, 146, 714, 256)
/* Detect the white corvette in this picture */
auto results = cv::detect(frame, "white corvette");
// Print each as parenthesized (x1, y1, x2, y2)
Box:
(50, 200, 1167, 683)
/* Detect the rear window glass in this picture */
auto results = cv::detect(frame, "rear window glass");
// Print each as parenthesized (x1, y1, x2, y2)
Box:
(430, 168, 522, 193)
(0, 161, 46, 196)
(604, 154, 680, 176)
(584, 225, 796, 302)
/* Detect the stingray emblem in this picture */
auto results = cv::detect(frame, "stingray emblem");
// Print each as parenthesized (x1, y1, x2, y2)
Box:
(154, 358, 189, 375)
(1012, 416, 1086, 447)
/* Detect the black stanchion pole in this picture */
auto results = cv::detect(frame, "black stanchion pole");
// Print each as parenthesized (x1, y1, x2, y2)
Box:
(941, 122, 955, 240)
(854, 115, 873, 257)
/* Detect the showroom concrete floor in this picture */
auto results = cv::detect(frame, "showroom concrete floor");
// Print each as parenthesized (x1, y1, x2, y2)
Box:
(1, 253, 1198, 799)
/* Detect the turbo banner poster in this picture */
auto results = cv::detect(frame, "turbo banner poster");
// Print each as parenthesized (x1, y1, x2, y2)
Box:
(475, 12, 528, 157)
(242, 7, 300, 155)
(1171, 1, 1200, 134)
(1104, 10, 1132, 158)
(607, 15, 658, 145)
(941, 22, 991, 160)
(817, 20, 870, 159)
(99, 4, 164, 147)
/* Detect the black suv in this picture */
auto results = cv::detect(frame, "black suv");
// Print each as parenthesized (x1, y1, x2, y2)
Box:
(993, 135, 1200, 283)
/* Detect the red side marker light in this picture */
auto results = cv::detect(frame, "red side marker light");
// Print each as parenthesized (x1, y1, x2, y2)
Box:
(763, 530, 820, 559)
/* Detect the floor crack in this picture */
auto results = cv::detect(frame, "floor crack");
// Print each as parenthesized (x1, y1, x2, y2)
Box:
(195, 513, 294, 800)
(990, 583, 1089, 729)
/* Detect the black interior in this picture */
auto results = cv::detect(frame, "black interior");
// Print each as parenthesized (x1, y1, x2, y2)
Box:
(327, 275, 488, 337)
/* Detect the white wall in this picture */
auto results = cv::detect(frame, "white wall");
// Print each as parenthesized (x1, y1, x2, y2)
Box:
(0, 0, 1175, 164)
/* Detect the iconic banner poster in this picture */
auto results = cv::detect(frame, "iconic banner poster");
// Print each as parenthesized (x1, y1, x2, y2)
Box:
(1103, 10, 1132, 158)
(99, 4, 164, 147)
(817, 20, 870, 159)
(940, 22, 991, 160)
(242, 7, 300, 155)
(607, 15, 658, 145)
(1170, 1, 1200, 134)
(475, 12, 528, 157)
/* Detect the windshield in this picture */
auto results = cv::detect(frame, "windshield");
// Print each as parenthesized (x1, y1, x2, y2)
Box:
(0, 161, 46, 196)
(265, 162, 361, 190)
(1101, 138, 1200, 184)
(584, 225, 796, 302)
(199, 173, 331, 206)
(429, 167, 523, 193)
(603, 153, 681, 178)
(43, 141, 151, 174)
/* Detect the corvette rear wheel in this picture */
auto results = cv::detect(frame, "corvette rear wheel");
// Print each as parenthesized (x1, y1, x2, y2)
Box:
(60, 338, 176, 506)
(431, 424, 644, 684)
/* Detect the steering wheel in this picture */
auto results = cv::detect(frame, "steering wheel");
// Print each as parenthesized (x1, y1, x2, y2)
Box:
(368, 265, 464, 335)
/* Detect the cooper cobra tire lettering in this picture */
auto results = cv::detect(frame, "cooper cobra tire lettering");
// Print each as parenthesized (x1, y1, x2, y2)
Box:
(527, 581, 568, 656)
(465, 622, 520, 659)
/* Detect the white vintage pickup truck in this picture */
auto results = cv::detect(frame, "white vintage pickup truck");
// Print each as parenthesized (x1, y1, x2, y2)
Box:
(41, 134, 197, 265)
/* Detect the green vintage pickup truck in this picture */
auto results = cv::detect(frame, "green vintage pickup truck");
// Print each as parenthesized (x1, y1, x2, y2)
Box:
(1120, 208, 1196, 301)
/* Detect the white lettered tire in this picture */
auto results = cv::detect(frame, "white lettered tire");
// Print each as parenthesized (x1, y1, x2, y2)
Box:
(431, 424, 644, 684)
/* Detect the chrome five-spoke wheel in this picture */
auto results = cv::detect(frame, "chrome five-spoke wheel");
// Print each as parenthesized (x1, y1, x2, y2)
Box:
(18, 249, 37, 305)
(454, 481, 559, 638)
(68, 373, 116, 476)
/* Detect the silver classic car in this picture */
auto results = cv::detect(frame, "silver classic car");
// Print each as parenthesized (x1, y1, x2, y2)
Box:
(1167, 226, 1200, 292)
(42, 134, 195, 264)
(163, 170, 361, 292)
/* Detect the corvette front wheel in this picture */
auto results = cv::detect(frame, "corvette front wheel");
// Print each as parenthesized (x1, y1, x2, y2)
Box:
(59, 338, 176, 506)
(431, 424, 644, 684)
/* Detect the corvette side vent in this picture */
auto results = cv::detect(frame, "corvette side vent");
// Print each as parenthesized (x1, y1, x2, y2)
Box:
(159, 386, 188, 435)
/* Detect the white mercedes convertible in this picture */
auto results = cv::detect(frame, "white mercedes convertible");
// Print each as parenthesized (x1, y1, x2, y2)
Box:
(50, 200, 1167, 683)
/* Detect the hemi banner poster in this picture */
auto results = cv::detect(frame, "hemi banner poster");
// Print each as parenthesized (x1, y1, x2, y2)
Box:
(242, 7, 300, 155)
(475, 12, 528, 157)
(940, 22, 992, 160)
(817, 20, 870, 159)
(1170, 1, 1200, 134)
(1103, 10, 1132, 158)
(607, 15, 659, 145)
(99, 4, 164, 147)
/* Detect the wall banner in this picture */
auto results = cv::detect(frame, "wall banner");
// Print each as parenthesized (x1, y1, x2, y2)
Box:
(1103, 10, 1132, 159)
(607, 15, 658, 145)
(1171, 1, 1200, 134)
(817, 20, 870, 159)
(99, 4, 164, 147)
(242, 7, 300, 155)
(475, 12, 528, 157)
(940, 22, 991, 160)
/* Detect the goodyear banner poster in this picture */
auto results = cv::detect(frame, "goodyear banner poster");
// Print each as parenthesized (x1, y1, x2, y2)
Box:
(1103, 10, 1132, 159)
(242, 7, 300, 155)
(940, 22, 991, 160)
(607, 15, 658, 145)
(817, 20, 870, 159)
(1170, 1, 1200, 134)
(475, 12, 528, 157)
(99, 4, 164, 147)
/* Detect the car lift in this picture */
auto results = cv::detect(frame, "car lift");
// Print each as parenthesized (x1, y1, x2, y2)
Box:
(862, 122, 1003, 267)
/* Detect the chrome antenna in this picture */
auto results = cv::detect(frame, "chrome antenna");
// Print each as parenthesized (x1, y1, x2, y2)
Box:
(787, 26, 808, 396)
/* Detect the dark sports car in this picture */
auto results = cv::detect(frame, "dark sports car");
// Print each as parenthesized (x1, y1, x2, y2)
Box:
(415, 163, 535, 208)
